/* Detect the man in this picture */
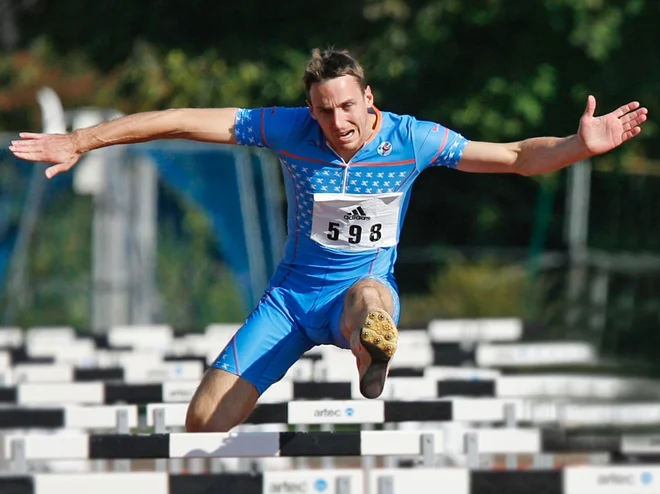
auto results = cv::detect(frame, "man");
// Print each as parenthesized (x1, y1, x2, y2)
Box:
(9, 48, 648, 433)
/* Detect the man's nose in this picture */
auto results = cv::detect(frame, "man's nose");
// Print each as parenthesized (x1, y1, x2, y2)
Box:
(332, 110, 345, 129)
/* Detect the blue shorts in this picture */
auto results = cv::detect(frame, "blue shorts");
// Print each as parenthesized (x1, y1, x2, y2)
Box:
(211, 273, 400, 395)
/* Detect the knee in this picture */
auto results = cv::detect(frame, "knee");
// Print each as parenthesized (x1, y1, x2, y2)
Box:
(346, 284, 382, 308)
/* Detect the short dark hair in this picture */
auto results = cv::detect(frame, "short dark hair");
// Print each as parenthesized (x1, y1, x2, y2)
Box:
(303, 48, 366, 99)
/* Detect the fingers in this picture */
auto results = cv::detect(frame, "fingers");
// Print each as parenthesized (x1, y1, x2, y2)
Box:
(614, 101, 642, 118)
(18, 132, 47, 140)
(622, 126, 642, 143)
(621, 109, 648, 131)
(8, 149, 46, 162)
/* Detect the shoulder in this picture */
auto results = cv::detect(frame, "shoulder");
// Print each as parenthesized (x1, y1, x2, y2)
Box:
(238, 106, 317, 149)
(377, 110, 417, 142)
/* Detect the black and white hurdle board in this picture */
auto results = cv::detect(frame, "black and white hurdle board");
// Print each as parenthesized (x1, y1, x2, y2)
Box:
(5, 430, 660, 461)
(5, 398, 660, 430)
(3, 467, 660, 494)
(0, 469, 574, 494)
(2, 372, 659, 405)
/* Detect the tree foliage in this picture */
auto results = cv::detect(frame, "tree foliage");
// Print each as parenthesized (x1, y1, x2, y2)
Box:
(2, 0, 659, 338)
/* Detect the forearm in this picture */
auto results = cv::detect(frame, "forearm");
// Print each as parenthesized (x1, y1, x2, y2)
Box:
(513, 135, 590, 176)
(71, 108, 238, 154)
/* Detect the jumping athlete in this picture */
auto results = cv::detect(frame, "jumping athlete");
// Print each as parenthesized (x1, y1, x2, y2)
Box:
(9, 48, 648, 433)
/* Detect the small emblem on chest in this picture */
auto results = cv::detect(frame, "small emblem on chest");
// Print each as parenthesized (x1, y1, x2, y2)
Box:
(377, 141, 393, 157)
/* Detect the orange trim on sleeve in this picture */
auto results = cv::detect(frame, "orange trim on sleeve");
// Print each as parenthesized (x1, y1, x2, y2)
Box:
(428, 127, 449, 165)
(260, 108, 270, 148)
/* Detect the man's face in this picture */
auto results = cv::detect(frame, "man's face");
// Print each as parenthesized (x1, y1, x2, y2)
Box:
(308, 75, 374, 161)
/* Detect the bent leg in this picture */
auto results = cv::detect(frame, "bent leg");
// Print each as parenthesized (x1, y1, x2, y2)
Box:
(337, 278, 399, 399)
(185, 368, 258, 432)
(186, 288, 314, 432)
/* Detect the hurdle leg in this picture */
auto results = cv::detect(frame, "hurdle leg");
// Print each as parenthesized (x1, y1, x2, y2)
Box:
(377, 475, 394, 494)
(321, 422, 336, 469)
(113, 409, 131, 472)
(420, 433, 435, 467)
(361, 423, 376, 494)
(10, 437, 27, 474)
(383, 422, 398, 468)
(465, 432, 480, 470)
(504, 403, 518, 470)
(153, 408, 168, 472)
(294, 424, 310, 470)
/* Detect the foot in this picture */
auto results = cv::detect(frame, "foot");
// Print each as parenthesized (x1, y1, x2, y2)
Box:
(352, 309, 398, 399)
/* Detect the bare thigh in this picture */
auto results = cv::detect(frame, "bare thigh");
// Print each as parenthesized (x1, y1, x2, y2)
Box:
(339, 278, 395, 342)
(185, 368, 259, 433)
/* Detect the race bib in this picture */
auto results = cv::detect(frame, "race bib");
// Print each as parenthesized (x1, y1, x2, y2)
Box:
(310, 193, 403, 251)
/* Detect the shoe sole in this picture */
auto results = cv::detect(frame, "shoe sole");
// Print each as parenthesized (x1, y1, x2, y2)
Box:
(359, 309, 398, 399)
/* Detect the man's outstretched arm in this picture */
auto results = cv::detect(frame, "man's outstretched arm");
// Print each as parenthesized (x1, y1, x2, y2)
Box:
(9, 107, 239, 178)
(456, 96, 648, 176)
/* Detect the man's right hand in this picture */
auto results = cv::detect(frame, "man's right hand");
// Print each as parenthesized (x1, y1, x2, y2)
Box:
(9, 132, 81, 178)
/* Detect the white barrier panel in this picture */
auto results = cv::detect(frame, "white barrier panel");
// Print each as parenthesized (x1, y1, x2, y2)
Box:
(26, 326, 75, 342)
(360, 430, 445, 455)
(168, 334, 209, 356)
(161, 381, 199, 402)
(14, 363, 74, 383)
(263, 470, 362, 494)
(0, 350, 9, 370)
(260, 381, 294, 403)
(564, 466, 660, 494)
(428, 318, 522, 342)
(424, 366, 501, 381)
(392, 330, 433, 368)
(64, 405, 139, 429)
(0, 369, 10, 385)
(146, 403, 188, 427)
(288, 400, 384, 425)
(0, 326, 22, 347)
(34, 472, 168, 494)
(25, 327, 76, 357)
(622, 435, 660, 454)
(123, 361, 203, 383)
(286, 359, 315, 381)
(18, 382, 105, 405)
(363, 376, 437, 400)
(204, 323, 241, 348)
(102, 351, 164, 368)
(496, 375, 660, 400)
(108, 324, 173, 351)
(371, 469, 469, 494)
(477, 342, 597, 367)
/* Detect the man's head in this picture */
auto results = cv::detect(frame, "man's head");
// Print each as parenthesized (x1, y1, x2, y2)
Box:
(304, 48, 375, 160)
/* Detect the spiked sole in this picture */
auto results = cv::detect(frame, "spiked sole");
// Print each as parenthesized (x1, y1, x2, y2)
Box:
(359, 309, 398, 399)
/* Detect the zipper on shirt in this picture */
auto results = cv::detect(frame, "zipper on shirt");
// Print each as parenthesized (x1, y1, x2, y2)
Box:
(325, 143, 352, 195)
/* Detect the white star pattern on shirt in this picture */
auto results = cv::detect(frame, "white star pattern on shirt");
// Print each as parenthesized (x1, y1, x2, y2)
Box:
(232, 106, 470, 240)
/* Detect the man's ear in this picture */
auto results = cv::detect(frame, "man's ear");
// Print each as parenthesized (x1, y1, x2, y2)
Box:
(307, 100, 318, 120)
(364, 86, 374, 108)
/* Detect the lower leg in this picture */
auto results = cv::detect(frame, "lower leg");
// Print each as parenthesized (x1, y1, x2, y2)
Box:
(185, 368, 259, 432)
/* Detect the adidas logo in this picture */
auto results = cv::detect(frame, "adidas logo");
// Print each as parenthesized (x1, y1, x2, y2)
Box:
(344, 206, 370, 221)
